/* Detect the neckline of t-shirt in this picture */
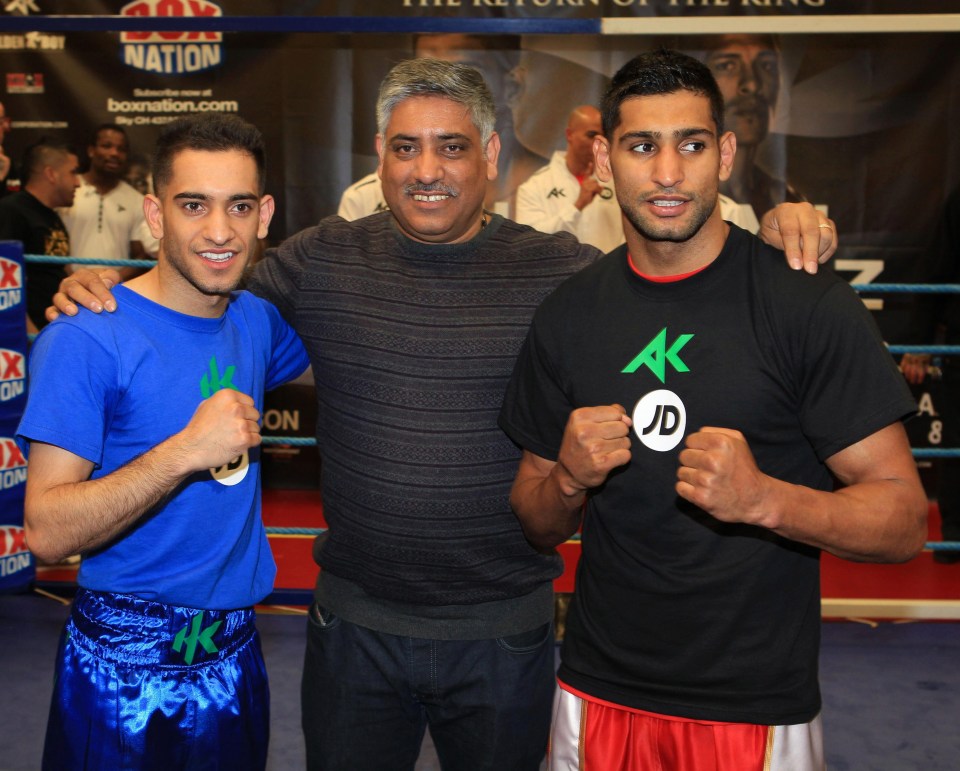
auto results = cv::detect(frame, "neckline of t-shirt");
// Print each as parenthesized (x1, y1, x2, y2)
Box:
(113, 284, 230, 333)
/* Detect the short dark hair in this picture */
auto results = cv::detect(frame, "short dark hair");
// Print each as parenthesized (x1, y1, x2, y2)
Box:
(601, 49, 725, 140)
(89, 123, 127, 148)
(152, 113, 266, 196)
(21, 138, 74, 183)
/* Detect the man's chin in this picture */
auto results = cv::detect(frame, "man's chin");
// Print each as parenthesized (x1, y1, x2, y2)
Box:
(629, 217, 700, 244)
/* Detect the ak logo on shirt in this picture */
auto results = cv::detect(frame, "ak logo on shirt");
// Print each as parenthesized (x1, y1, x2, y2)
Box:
(200, 355, 250, 487)
(547, 187, 566, 199)
(622, 328, 693, 452)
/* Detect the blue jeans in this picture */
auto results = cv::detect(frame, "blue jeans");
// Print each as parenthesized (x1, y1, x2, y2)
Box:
(300, 603, 555, 770)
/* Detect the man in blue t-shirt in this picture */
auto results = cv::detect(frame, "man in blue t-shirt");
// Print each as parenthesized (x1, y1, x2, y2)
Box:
(499, 50, 927, 770)
(17, 114, 309, 771)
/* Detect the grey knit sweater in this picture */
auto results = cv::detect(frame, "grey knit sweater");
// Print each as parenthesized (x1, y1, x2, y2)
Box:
(248, 213, 599, 622)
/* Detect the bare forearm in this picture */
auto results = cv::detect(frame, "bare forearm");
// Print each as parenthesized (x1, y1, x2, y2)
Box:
(757, 477, 927, 563)
(25, 438, 194, 563)
(510, 463, 585, 550)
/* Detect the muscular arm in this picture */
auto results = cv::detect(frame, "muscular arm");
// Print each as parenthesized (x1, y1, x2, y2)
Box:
(509, 405, 632, 550)
(676, 422, 927, 563)
(24, 389, 262, 563)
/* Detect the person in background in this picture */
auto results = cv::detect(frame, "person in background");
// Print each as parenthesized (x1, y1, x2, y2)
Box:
(336, 170, 387, 221)
(516, 105, 623, 253)
(125, 152, 153, 196)
(692, 34, 806, 230)
(0, 138, 79, 331)
(59, 123, 158, 278)
(0, 101, 15, 195)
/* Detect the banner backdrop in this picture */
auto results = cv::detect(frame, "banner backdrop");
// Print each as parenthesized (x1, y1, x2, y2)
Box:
(0, 6, 956, 352)
(0, 241, 31, 592)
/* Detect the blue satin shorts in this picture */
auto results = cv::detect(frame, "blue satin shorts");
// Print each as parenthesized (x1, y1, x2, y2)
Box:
(42, 588, 270, 770)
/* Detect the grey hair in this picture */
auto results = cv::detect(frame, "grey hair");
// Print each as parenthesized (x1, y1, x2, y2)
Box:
(376, 58, 496, 146)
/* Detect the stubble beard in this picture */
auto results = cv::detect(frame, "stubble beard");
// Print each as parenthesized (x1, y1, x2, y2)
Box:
(620, 193, 715, 244)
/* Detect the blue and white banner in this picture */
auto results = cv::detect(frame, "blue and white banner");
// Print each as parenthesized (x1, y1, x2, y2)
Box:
(0, 241, 30, 591)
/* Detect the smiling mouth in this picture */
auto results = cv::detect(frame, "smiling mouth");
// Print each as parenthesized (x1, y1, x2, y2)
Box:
(651, 199, 684, 208)
(200, 251, 236, 263)
(412, 193, 450, 202)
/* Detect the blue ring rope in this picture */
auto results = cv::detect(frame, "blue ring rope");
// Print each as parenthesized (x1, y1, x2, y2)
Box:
(260, 526, 960, 552)
(25, 255, 156, 269)
(260, 434, 960, 458)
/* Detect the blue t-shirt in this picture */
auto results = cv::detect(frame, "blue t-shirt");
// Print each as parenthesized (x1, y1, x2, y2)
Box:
(18, 285, 310, 609)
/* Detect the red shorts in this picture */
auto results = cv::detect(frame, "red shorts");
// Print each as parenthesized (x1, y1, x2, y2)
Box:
(548, 681, 824, 771)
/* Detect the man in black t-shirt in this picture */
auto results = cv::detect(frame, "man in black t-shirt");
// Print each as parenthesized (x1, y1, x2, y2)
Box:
(500, 49, 926, 771)
(0, 139, 79, 331)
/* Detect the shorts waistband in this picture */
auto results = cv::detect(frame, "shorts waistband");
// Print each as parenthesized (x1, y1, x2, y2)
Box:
(69, 588, 257, 668)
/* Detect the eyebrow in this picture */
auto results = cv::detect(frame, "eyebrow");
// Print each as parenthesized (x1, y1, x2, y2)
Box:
(618, 127, 715, 143)
(172, 192, 259, 202)
(388, 132, 472, 144)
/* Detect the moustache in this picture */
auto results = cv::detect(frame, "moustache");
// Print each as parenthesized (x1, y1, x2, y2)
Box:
(726, 95, 770, 115)
(405, 182, 458, 197)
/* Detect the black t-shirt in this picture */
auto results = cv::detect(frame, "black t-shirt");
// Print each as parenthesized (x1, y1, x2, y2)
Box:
(500, 225, 915, 724)
(0, 190, 70, 328)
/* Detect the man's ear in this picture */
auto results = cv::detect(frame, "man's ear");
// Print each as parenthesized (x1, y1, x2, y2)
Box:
(257, 195, 276, 240)
(484, 132, 501, 183)
(375, 134, 384, 180)
(143, 195, 163, 240)
(594, 136, 613, 183)
(719, 130, 737, 182)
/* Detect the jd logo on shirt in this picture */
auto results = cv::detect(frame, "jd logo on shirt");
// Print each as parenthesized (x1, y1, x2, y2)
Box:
(632, 389, 686, 452)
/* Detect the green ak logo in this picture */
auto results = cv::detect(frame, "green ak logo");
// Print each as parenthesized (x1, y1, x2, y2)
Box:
(172, 611, 222, 665)
(622, 328, 693, 384)
(200, 356, 238, 398)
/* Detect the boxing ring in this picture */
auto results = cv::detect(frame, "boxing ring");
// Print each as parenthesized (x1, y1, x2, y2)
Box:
(15, 252, 960, 621)
(3, 6, 960, 618)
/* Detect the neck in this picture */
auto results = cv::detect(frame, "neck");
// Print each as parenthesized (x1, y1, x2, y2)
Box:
(85, 169, 120, 195)
(125, 265, 230, 319)
(624, 213, 729, 278)
(24, 183, 56, 209)
(565, 152, 590, 178)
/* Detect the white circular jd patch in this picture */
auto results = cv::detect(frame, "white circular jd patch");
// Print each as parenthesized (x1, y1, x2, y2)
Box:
(210, 451, 249, 486)
(632, 389, 687, 452)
